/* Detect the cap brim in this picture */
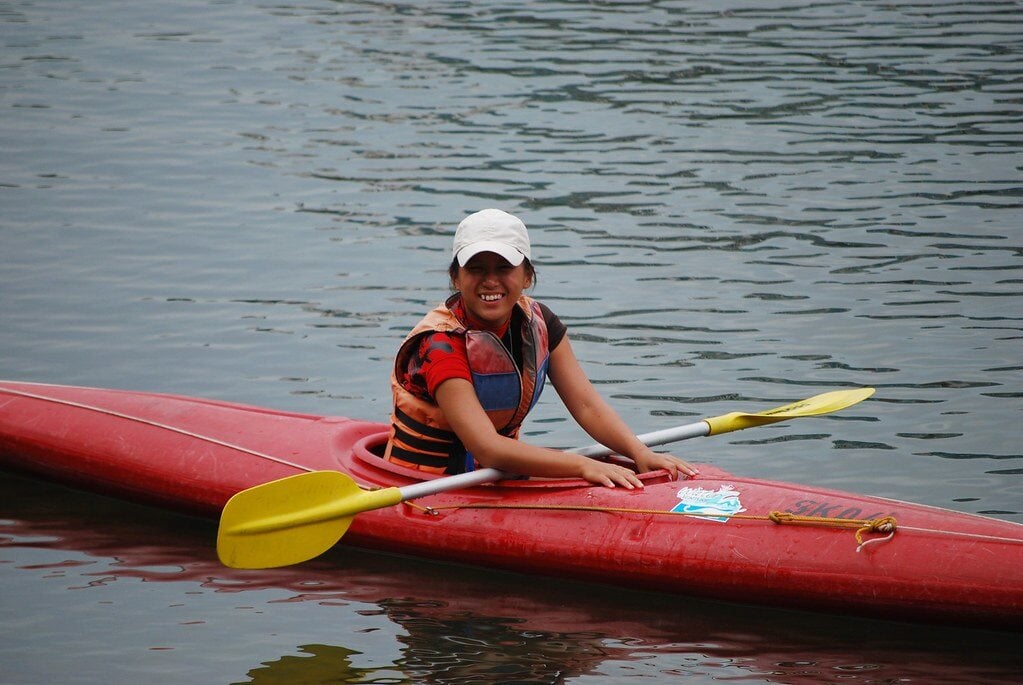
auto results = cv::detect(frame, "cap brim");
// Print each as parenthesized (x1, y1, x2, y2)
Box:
(455, 241, 526, 267)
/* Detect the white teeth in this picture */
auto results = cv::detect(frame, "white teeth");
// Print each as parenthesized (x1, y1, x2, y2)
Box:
(480, 293, 502, 302)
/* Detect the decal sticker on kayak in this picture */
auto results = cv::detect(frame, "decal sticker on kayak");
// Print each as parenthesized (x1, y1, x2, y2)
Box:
(671, 484, 745, 523)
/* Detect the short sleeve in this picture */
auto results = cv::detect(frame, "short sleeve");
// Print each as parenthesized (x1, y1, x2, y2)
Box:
(537, 301, 567, 351)
(407, 331, 472, 399)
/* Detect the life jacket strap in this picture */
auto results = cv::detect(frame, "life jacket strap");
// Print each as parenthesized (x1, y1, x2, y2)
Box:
(390, 407, 468, 473)
(394, 406, 457, 442)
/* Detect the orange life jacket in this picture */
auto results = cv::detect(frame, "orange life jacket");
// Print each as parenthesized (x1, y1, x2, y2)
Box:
(385, 293, 550, 474)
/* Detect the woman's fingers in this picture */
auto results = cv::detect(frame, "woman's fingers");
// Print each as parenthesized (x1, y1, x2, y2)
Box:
(581, 461, 642, 489)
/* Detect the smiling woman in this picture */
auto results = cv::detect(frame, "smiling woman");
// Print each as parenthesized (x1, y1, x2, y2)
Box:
(450, 209, 536, 328)
(384, 209, 699, 486)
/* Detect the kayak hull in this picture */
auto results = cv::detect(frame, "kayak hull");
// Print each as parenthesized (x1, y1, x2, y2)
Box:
(1, 380, 1021, 630)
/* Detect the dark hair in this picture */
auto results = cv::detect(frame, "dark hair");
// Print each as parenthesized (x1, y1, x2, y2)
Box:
(449, 257, 537, 289)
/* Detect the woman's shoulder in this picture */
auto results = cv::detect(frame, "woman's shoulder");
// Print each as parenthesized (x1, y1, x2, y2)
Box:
(415, 328, 467, 355)
(531, 299, 567, 349)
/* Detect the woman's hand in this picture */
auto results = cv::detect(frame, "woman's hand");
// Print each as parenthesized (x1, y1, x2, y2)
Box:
(575, 449, 698, 489)
(577, 458, 645, 489)
(631, 447, 699, 481)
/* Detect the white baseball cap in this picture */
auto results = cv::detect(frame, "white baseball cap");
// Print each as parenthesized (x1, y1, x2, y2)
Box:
(452, 209, 531, 267)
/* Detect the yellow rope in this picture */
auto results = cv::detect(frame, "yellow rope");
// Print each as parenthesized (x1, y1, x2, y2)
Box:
(768, 511, 899, 551)
(403, 500, 900, 550)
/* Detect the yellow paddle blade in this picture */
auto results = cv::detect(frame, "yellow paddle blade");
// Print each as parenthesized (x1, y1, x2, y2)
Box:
(216, 471, 401, 569)
(705, 387, 875, 435)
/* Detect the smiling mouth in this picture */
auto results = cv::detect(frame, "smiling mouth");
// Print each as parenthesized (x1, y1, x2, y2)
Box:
(479, 293, 504, 302)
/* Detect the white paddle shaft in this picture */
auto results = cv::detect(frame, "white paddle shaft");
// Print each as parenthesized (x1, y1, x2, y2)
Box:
(573, 420, 711, 457)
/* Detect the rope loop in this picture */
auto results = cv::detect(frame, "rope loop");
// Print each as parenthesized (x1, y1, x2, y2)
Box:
(768, 510, 899, 551)
(768, 511, 796, 524)
(855, 515, 898, 552)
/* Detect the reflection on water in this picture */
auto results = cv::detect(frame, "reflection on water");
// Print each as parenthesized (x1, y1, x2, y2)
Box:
(242, 611, 615, 685)
(2, 474, 1021, 685)
(242, 645, 384, 685)
(2, 0, 1022, 682)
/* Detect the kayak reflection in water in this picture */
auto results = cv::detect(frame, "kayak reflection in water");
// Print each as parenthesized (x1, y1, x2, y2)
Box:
(241, 604, 622, 685)
(384, 208, 698, 488)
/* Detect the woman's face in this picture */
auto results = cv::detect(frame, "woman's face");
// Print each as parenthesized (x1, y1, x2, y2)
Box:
(452, 251, 532, 328)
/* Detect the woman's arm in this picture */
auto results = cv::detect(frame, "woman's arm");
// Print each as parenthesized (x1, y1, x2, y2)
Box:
(547, 336, 698, 480)
(434, 377, 645, 488)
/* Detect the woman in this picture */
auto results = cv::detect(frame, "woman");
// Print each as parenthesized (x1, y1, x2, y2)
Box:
(385, 209, 698, 488)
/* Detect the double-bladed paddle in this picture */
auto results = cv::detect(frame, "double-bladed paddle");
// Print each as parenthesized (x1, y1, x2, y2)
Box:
(217, 387, 874, 569)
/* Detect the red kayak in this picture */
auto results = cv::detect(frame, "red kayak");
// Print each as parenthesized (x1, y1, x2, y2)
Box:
(1, 380, 1021, 630)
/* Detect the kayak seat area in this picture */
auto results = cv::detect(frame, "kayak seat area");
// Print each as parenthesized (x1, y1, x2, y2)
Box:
(365, 435, 387, 458)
